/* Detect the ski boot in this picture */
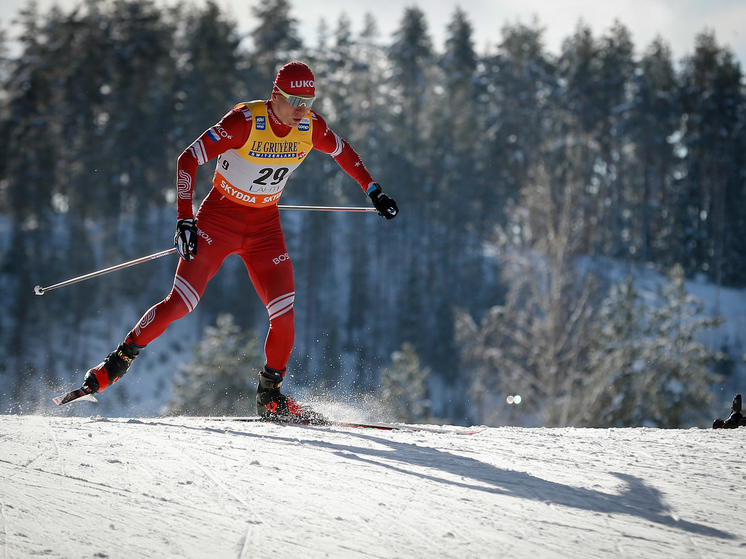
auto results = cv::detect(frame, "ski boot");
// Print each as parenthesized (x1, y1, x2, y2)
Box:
(713, 394, 746, 429)
(256, 366, 327, 425)
(82, 334, 144, 394)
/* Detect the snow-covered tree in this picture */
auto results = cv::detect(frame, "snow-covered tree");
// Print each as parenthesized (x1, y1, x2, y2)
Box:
(456, 158, 601, 427)
(579, 275, 647, 426)
(583, 265, 724, 427)
(166, 314, 264, 416)
(378, 343, 431, 423)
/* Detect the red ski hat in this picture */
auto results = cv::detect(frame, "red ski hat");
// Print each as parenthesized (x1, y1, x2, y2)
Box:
(273, 62, 315, 97)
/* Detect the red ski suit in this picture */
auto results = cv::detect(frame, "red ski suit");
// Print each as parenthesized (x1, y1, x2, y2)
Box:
(129, 100, 375, 373)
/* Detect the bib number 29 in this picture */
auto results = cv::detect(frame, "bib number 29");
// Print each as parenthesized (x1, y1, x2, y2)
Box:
(254, 167, 289, 186)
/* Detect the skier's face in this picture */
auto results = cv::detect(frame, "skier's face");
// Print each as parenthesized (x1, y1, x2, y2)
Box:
(271, 93, 310, 127)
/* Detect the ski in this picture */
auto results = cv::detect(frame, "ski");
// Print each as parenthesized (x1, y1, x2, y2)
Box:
(206, 416, 482, 435)
(53, 387, 98, 406)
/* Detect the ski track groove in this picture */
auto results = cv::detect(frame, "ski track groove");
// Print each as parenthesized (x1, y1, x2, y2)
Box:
(360, 447, 493, 555)
(686, 530, 707, 559)
(0, 480, 6, 559)
(0, 454, 248, 531)
(237, 521, 256, 559)
(57, 418, 263, 558)
(41, 416, 65, 476)
(40, 418, 81, 559)
(125, 425, 254, 509)
(331, 447, 444, 556)
(121, 422, 262, 559)
(274, 424, 496, 557)
(200, 421, 475, 557)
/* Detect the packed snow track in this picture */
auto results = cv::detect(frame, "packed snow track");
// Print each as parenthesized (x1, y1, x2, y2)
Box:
(0, 416, 744, 558)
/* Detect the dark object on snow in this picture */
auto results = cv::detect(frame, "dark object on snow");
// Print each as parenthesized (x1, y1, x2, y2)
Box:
(713, 394, 746, 429)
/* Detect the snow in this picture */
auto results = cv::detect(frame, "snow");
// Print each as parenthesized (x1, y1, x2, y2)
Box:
(2, 415, 745, 558)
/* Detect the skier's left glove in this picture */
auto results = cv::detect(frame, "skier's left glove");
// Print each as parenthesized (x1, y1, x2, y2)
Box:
(368, 183, 398, 220)
(174, 218, 198, 261)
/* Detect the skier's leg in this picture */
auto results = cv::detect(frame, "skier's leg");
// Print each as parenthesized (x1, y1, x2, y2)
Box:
(83, 226, 230, 393)
(244, 246, 295, 374)
(132, 253, 223, 346)
(241, 212, 323, 422)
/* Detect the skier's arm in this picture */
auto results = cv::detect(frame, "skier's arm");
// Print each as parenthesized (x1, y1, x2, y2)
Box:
(176, 108, 251, 220)
(311, 112, 398, 219)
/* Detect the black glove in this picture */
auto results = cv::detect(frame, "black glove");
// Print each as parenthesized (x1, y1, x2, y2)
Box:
(174, 218, 198, 261)
(368, 184, 398, 220)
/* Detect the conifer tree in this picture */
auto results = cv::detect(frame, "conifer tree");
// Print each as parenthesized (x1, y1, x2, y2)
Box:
(167, 314, 264, 416)
(248, 0, 303, 97)
(581, 275, 649, 426)
(437, 7, 479, 228)
(628, 38, 680, 264)
(585, 266, 724, 427)
(174, 1, 244, 137)
(678, 32, 746, 288)
(481, 18, 554, 218)
(378, 343, 431, 423)
(638, 265, 725, 427)
(455, 158, 602, 427)
(593, 21, 636, 256)
(387, 8, 435, 353)
(388, 6, 434, 170)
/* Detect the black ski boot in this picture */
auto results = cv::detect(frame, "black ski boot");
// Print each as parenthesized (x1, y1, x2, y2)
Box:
(82, 335, 144, 393)
(713, 394, 746, 429)
(256, 366, 327, 424)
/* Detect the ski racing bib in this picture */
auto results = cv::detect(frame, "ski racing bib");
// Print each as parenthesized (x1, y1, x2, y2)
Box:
(213, 101, 313, 207)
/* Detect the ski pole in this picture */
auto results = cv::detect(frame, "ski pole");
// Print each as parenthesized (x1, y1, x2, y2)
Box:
(278, 205, 376, 212)
(33, 205, 377, 295)
(34, 248, 178, 295)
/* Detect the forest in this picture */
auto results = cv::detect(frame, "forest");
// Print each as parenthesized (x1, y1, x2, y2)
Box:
(0, 0, 744, 427)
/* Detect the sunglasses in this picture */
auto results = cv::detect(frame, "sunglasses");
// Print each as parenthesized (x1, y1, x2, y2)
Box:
(275, 86, 315, 109)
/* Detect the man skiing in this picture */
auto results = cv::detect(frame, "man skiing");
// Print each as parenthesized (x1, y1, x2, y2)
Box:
(79, 61, 398, 421)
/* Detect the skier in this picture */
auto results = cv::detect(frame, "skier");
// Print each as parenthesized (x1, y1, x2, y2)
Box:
(79, 61, 398, 421)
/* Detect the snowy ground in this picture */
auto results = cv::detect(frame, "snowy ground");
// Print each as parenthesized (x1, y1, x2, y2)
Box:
(1, 415, 744, 559)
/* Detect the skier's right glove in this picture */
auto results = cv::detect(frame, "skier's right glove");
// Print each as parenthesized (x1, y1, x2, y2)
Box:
(368, 183, 398, 220)
(174, 218, 198, 261)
